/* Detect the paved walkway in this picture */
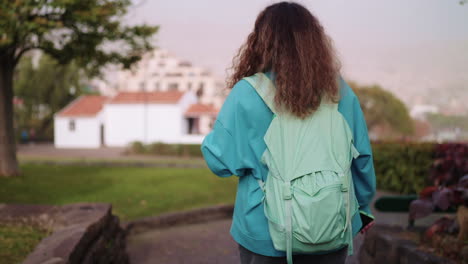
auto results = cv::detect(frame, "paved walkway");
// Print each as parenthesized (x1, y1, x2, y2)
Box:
(126, 219, 366, 264)
(127, 219, 239, 264)
(126, 192, 445, 264)
(18, 143, 127, 159)
(17, 143, 205, 166)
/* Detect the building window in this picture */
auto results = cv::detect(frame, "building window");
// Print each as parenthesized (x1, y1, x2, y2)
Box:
(187, 118, 200, 135)
(196, 82, 205, 98)
(69, 120, 76, 131)
(165, 72, 183, 77)
(187, 82, 192, 91)
(178, 61, 192, 67)
(154, 82, 160, 91)
(168, 83, 179, 91)
(139, 81, 146, 91)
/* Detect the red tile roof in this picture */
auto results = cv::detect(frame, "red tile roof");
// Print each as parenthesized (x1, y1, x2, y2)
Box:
(57, 95, 108, 117)
(108, 91, 184, 104)
(185, 104, 218, 117)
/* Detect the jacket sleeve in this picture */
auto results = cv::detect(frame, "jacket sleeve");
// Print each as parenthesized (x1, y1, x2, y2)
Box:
(201, 80, 254, 178)
(338, 77, 377, 219)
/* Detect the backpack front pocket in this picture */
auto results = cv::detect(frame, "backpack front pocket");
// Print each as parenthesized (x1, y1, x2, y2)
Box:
(291, 183, 345, 244)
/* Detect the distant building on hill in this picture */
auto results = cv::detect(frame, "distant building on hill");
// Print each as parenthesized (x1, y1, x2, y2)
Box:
(54, 91, 217, 148)
(91, 49, 227, 108)
(410, 104, 439, 120)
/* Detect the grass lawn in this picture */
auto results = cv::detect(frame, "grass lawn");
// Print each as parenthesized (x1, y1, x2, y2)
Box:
(0, 164, 238, 222)
(0, 223, 50, 264)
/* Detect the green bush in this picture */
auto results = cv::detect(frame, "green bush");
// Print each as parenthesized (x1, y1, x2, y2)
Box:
(147, 142, 177, 156)
(129, 142, 202, 157)
(181, 144, 204, 157)
(372, 142, 435, 194)
(130, 141, 147, 154)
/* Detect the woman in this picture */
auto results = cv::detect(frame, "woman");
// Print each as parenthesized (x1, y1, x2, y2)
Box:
(201, 2, 376, 264)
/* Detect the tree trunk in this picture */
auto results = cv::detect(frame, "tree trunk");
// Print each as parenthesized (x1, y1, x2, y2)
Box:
(0, 53, 20, 176)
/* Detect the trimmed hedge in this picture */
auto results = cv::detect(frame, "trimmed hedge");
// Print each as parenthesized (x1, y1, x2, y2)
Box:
(129, 141, 439, 194)
(372, 142, 435, 194)
(129, 142, 203, 158)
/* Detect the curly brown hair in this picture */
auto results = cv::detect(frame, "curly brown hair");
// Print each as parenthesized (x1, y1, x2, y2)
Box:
(228, 2, 341, 118)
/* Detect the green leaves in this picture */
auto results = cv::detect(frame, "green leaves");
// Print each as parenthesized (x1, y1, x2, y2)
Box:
(373, 142, 435, 194)
(14, 55, 87, 140)
(0, 0, 158, 74)
(349, 82, 414, 137)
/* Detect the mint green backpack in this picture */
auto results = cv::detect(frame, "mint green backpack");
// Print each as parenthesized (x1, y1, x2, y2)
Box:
(244, 73, 360, 264)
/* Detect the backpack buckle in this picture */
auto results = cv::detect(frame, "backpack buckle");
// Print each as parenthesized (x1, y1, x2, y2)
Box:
(283, 182, 292, 200)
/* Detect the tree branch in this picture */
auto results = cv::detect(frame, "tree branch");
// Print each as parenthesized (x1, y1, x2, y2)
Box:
(14, 46, 36, 65)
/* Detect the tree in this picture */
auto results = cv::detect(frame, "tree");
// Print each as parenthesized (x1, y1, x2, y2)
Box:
(14, 54, 87, 141)
(0, 0, 158, 176)
(348, 82, 414, 138)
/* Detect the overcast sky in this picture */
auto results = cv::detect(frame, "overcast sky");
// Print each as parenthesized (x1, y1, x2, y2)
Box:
(126, 0, 468, 106)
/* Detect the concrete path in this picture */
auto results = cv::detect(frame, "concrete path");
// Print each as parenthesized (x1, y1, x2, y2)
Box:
(17, 143, 205, 166)
(18, 143, 128, 159)
(126, 191, 446, 264)
(127, 219, 239, 264)
(126, 218, 366, 264)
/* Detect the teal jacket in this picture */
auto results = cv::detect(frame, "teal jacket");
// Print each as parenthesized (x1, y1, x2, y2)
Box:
(201, 73, 376, 257)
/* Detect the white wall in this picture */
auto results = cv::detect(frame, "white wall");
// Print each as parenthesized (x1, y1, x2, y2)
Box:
(199, 115, 215, 135)
(104, 103, 193, 147)
(179, 135, 205, 144)
(104, 104, 146, 147)
(54, 116, 101, 148)
(146, 104, 184, 144)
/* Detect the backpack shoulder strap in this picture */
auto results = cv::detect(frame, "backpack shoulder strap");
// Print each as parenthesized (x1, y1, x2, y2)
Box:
(243, 73, 277, 114)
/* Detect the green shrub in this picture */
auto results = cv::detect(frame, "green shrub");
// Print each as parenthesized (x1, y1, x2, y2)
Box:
(181, 144, 203, 157)
(372, 142, 435, 194)
(130, 141, 147, 154)
(147, 142, 174, 155)
(129, 142, 202, 157)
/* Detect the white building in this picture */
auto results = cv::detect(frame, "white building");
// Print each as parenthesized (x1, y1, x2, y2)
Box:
(55, 49, 224, 149)
(92, 49, 227, 109)
(54, 90, 217, 148)
(410, 104, 439, 120)
(54, 96, 107, 148)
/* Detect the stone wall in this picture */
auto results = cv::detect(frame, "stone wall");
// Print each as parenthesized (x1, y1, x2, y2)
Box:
(359, 224, 455, 264)
(0, 203, 128, 264)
